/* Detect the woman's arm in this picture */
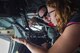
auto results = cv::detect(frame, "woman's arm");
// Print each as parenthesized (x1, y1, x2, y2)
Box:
(48, 24, 80, 53)
(12, 37, 47, 53)
(25, 41, 47, 53)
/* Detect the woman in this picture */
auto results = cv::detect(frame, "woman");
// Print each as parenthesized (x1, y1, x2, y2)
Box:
(12, 0, 80, 53)
(46, 0, 80, 53)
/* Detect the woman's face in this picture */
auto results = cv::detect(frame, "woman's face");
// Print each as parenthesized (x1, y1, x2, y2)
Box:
(47, 6, 57, 26)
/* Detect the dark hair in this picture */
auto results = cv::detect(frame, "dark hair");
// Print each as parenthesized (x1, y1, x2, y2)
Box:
(37, 5, 48, 18)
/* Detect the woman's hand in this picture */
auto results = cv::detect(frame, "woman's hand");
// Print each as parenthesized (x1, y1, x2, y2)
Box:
(11, 37, 28, 45)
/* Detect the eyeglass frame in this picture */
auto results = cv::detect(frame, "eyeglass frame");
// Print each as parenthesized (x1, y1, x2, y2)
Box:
(46, 10, 55, 17)
(39, 10, 55, 18)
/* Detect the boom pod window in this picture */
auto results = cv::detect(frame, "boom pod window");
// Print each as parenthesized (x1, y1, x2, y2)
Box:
(0, 35, 14, 53)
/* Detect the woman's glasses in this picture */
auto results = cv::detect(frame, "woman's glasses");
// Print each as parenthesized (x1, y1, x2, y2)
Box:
(38, 10, 55, 18)
(47, 10, 55, 17)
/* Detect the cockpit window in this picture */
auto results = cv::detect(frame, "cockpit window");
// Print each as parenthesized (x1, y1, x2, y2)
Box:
(0, 38, 10, 53)
(0, 35, 13, 53)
